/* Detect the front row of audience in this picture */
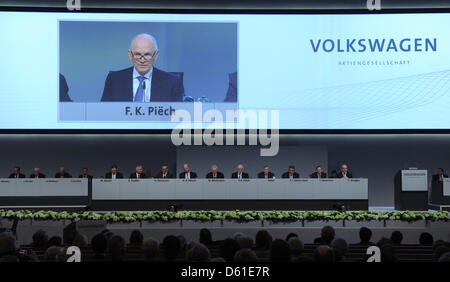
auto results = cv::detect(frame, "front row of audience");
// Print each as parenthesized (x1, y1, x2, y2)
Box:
(0, 226, 449, 262)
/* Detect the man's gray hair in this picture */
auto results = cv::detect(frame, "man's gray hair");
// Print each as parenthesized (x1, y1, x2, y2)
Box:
(136, 165, 143, 170)
(186, 243, 210, 262)
(130, 33, 158, 50)
(234, 248, 258, 262)
(211, 165, 218, 170)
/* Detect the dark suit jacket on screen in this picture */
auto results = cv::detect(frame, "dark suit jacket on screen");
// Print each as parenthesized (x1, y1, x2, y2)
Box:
(100, 67, 184, 102)
(231, 172, 249, 179)
(59, 73, 72, 102)
(281, 172, 300, 179)
(206, 172, 225, 179)
(257, 172, 275, 179)
(224, 72, 237, 102)
(105, 172, 124, 179)
(310, 172, 327, 178)
(179, 171, 197, 179)
(154, 172, 175, 179)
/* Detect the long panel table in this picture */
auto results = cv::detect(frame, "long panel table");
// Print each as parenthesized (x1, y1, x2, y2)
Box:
(91, 178, 368, 210)
(0, 178, 88, 208)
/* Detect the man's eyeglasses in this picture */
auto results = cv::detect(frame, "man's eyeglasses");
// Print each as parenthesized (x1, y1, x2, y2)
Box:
(130, 50, 157, 60)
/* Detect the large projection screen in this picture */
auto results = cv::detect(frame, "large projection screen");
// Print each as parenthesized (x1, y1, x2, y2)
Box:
(0, 12, 449, 130)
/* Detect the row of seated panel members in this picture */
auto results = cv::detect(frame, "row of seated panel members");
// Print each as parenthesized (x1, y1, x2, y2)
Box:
(6, 164, 354, 179)
(7, 165, 449, 181)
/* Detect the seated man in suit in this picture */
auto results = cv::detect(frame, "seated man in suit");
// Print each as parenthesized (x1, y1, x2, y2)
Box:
(336, 164, 353, 179)
(101, 33, 184, 102)
(9, 166, 26, 178)
(432, 168, 448, 183)
(310, 165, 327, 178)
(79, 167, 93, 179)
(59, 73, 72, 102)
(206, 165, 225, 179)
(282, 165, 299, 179)
(154, 165, 174, 179)
(257, 165, 275, 179)
(129, 165, 147, 179)
(329, 170, 338, 178)
(55, 167, 72, 178)
(223, 72, 237, 102)
(179, 163, 197, 179)
(105, 164, 124, 179)
(30, 168, 46, 178)
(231, 164, 249, 179)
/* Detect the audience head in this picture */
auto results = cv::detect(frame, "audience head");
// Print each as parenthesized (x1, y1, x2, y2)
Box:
(286, 233, 298, 242)
(270, 239, 291, 262)
(91, 233, 108, 256)
(44, 246, 63, 262)
(32, 230, 49, 249)
(220, 238, 241, 262)
(186, 243, 210, 262)
(199, 228, 213, 246)
(255, 230, 273, 250)
(142, 239, 159, 260)
(381, 244, 397, 262)
(234, 248, 258, 262)
(237, 236, 254, 249)
(390, 231, 403, 245)
(288, 237, 304, 257)
(331, 238, 348, 262)
(129, 230, 144, 245)
(419, 232, 434, 246)
(359, 227, 372, 244)
(108, 235, 126, 261)
(162, 235, 180, 261)
(314, 245, 335, 262)
(320, 225, 335, 245)
(438, 252, 450, 262)
(72, 233, 88, 249)
(0, 233, 15, 257)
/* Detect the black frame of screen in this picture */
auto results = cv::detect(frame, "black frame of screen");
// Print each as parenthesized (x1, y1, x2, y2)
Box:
(1, 6, 450, 134)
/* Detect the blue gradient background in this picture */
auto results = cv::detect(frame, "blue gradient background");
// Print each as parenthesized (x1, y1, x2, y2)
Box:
(59, 21, 237, 102)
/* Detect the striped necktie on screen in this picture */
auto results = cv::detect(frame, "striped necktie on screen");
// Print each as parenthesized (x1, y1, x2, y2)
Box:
(134, 76, 146, 102)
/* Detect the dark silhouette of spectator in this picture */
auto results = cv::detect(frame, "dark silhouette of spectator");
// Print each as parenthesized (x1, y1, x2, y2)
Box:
(220, 238, 241, 262)
(162, 235, 180, 261)
(270, 239, 291, 262)
(91, 233, 108, 260)
(129, 230, 143, 245)
(0, 233, 15, 257)
(255, 230, 272, 250)
(419, 232, 434, 246)
(46, 236, 62, 248)
(390, 231, 403, 245)
(32, 230, 48, 250)
(186, 243, 210, 262)
(234, 249, 258, 262)
(286, 233, 298, 242)
(177, 235, 187, 256)
(108, 235, 126, 262)
(237, 236, 253, 249)
(314, 226, 335, 245)
(314, 245, 335, 262)
(0, 254, 19, 262)
(359, 227, 373, 244)
(142, 239, 159, 261)
(44, 246, 63, 261)
(199, 228, 213, 246)
(288, 237, 304, 258)
(331, 238, 348, 262)
(377, 237, 393, 248)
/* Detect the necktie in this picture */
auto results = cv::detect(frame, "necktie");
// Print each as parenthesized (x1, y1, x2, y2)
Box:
(238, 174, 241, 179)
(137, 174, 140, 179)
(186, 173, 189, 179)
(134, 76, 146, 102)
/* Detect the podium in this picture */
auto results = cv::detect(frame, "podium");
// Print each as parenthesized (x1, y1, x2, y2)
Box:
(394, 169, 428, 211)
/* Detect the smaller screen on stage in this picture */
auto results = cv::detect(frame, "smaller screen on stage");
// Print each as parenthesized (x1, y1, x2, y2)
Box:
(0, 12, 450, 130)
